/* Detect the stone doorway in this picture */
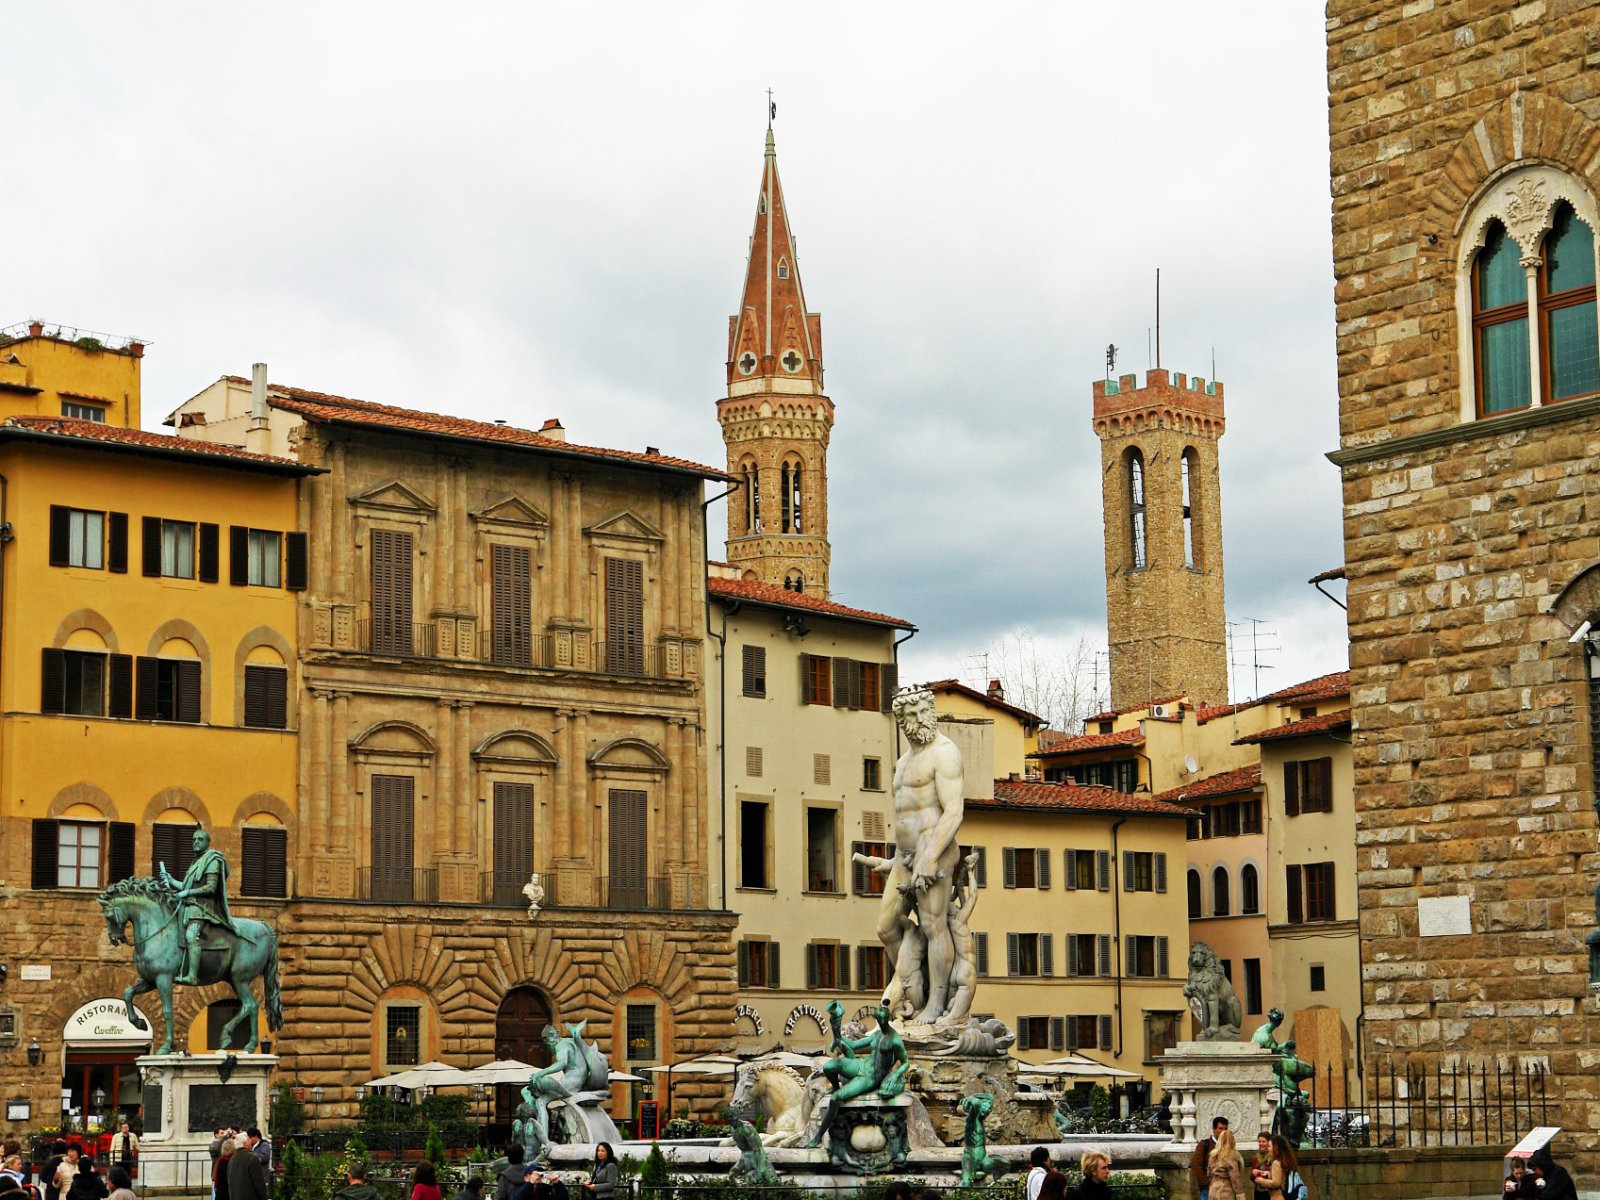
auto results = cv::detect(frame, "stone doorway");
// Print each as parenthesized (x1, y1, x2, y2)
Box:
(494, 986, 553, 1122)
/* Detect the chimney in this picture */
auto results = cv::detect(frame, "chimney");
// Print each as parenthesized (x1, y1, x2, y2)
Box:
(540, 418, 566, 443)
(987, 678, 1004, 701)
(246, 362, 271, 454)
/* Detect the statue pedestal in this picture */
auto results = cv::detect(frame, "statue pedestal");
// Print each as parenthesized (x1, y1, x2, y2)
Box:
(1157, 1041, 1276, 1147)
(135, 1054, 277, 1190)
(826, 1096, 912, 1175)
(908, 1052, 1055, 1145)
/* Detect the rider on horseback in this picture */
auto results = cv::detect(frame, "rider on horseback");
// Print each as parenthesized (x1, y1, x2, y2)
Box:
(159, 828, 238, 985)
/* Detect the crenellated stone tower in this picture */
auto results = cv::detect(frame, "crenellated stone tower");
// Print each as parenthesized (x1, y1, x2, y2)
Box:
(718, 128, 833, 597)
(1093, 368, 1229, 707)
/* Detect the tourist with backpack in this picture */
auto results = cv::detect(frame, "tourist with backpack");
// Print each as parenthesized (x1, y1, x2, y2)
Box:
(1252, 1135, 1303, 1200)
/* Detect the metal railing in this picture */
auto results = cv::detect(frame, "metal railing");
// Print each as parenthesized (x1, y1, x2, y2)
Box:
(480, 870, 530, 907)
(358, 867, 439, 904)
(592, 640, 664, 678)
(358, 619, 436, 658)
(537, 871, 674, 911)
(478, 631, 556, 668)
(1297, 1056, 1551, 1148)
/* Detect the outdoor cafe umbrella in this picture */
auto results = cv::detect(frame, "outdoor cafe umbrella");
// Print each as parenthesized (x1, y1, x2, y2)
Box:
(1020, 1054, 1142, 1080)
(641, 1054, 741, 1112)
(366, 1061, 475, 1089)
(458, 1059, 539, 1086)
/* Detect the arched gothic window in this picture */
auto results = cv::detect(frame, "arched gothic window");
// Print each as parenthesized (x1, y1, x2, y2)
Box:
(1187, 868, 1202, 920)
(1212, 865, 1231, 917)
(743, 462, 761, 533)
(1181, 448, 1198, 569)
(780, 463, 793, 533)
(782, 460, 803, 533)
(1127, 449, 1147, 570)
(1241, 863, 1260, 915)
(784, 570, 804, 594)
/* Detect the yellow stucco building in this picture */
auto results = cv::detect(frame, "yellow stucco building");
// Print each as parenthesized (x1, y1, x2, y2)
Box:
(929, 679, 1044, 777)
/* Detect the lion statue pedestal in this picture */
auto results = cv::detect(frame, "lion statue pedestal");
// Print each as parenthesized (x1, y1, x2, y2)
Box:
(1155, 1041, 1277, 1148)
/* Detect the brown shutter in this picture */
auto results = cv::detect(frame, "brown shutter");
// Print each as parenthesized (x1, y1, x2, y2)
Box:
(1284, 762, 1301, 817)
(604, 557, 644, 674)
(242, 826, 288, 897)
(800, 654, 813, 703)
(49, 506, 72, 566)
(851, 842, 870, 895)
(742, 645, 766, 698)
(108, 822, 136, 883)
(107, 512, 128, 573)
(1286, 864, 1303, 925)
(134, 656, 158, 720)
(493, 782, 535, 897)
(768, 942, 781, 988)
(491, 544, 532, 665)
(284, 531, 308, 591)
(151, 824, 185, 876)
(880, 662, 898, 712)
(141, 517, 162, 576)
(266, 667, 287, 728)
(244, 665, 267, 727)
(833, 657, 851, 707)
(1313, 758, 1333, 811)
(229, 526, 250, 586)
(608, 788, 648, 906)
(108, 654, 133, 719)
(32, 820, 59, 889)
(805, 943, 818, 990)
(371, 529, 414, 653)
(198, 523, 220, 583)
(371, 774, 416, 899)
(40, 648, 66, 713)
(736, 941, 750, 987)
(846, 659, 863, 709)
(837, 946, 850, 991)
(176, 661, 202, 724)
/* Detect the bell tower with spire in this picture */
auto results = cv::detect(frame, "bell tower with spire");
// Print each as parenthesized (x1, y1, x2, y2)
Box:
(717, 125, 833, 597)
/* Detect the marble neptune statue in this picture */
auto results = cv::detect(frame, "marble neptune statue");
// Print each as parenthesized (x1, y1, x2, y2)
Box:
(860, 686, 975, 1028)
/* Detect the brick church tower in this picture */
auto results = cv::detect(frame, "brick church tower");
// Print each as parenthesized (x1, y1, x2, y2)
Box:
(717, 127, 833, 596)
(1093, 368, 1229, 708)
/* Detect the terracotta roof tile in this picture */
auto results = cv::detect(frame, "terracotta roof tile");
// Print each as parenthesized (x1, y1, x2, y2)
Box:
(708, 575, 913, 629)
(1234, 709, 1352, 745)
(1028, 727, 1145, 758)
(926, 679, 1046, 726)
(1197, 670, 1350, 724)
(1150, 765, 1263, 805)
(969, 778, 1192, 819)
(1083, 694, 1186, 723)
(1, 417, 320, 474)
(228, 377, 734, 480)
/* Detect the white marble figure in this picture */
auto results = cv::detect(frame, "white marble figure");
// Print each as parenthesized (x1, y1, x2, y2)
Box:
(523, 873, 545, 919)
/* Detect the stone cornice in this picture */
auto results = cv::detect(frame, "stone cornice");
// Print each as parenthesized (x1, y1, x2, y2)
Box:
(1328, 392, 1600, 466)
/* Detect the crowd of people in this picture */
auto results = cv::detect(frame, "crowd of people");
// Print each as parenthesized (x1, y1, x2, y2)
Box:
(1024, 1144, 1114, 1200)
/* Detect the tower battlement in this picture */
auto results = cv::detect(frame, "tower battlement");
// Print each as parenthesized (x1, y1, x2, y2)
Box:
(1092, 368, 1225, 436)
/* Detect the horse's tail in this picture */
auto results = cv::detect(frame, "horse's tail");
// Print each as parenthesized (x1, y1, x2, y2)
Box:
(264, 930, 284, 1031)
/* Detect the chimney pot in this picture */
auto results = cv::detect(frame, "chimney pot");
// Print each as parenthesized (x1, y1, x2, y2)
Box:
(539, 418, 566, 442)
(987, 679, 1004, 700)
(645, 446, 660, 456)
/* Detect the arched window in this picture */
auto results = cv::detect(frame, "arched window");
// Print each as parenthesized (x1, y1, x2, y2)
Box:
(1212, 865, 1231, 917)
(1241, 864, 1260, 915)
(1127, 450, 1147, 570)
(1541, 203, 1598, 403)
(743, 462, 761, 533)
(784, 570, 804, 594)
(780, 463, 793, 533)
(1474, 220, 1533, 415)
(1187, 868, 1202, 920)
(1181, 449, 1198, 569)
(781, 460, 804, 533)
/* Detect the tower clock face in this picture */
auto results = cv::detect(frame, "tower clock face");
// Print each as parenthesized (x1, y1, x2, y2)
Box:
(738, 351, 758, 375)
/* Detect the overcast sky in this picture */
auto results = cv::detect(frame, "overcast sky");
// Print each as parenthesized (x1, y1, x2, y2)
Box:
(8, 3, 1347, 718)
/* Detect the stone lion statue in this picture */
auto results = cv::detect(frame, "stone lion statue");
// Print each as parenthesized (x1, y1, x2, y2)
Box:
(1182, 941, 1242, 1040)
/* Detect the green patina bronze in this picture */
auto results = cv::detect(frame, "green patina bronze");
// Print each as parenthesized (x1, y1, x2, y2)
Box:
(821, 1000, 909, 1101)
(97, 827, 283, 1054)
(729, 1116, 780, 1186)
(958, 1093, 1007, 1187)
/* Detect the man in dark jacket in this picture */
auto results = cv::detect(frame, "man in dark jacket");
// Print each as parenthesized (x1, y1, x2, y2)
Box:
(333, 1165, 381, 1200)
(1529, 1146, 1577, 1200)
(226, 1139, 267, 1200)
(495, 1147, 527, 1200)
(1190, 1116, 1228, 1200)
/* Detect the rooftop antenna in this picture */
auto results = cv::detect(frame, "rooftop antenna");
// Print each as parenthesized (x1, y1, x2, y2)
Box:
(1147, 328, 1152, 371)
(1105, 343, 1118, 382)
(1155, 268, 1162, 370)
(1211, 345, 1216, 383)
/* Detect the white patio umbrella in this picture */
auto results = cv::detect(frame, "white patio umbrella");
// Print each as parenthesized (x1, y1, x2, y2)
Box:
(639, 1054, 741, 1078)
(608, 1070, 649, 1083)
(1022, 1054, 1142, 1080)
(458, 1059, 539, 1086)
(748, 1050, 822, 1072)
(366, 1061, 475, 1089)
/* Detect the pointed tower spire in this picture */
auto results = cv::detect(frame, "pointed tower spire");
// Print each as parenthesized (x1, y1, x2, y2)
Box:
(718, 127, 834, 597)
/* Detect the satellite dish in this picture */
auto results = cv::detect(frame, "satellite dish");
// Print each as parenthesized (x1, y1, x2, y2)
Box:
(1183, 755, 1199, 776)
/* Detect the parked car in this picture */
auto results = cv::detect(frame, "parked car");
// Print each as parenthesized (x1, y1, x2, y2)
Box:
(1303, 1108, 1371, 1146)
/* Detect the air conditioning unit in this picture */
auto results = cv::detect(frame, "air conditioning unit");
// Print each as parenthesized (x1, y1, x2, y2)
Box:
(1149, 703, 1171, 718)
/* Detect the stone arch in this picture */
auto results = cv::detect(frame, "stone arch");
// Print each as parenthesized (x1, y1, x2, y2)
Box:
(238, 790, 294, 826)
(1435, 91, 1600, 228)
(350, 720, 438, 756)
(47, 782, 118, 821)
(233, 625, 297, 728)
(51, 608, 119, 653)
(587, 737, 671, 772)
(1552, 562, 1600, 635)
(139, 786, 213, 828)
(41, 965, 161, 1058)
(145, 618, 212, 662)
(473, 730, 558, 765)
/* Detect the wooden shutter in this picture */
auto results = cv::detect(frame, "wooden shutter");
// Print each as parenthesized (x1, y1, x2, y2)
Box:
(1122, 850, 1134, 891)
(108, 822, 136, 883)
(1097, 849, 1112, 891)
(244, 665, 267, 727)
(604, 557, 645, 674)
(1067, 933, 1080, 977)
(768, 941, 781, 989)
(1155, 852, 1168, 893)
(1036, 848, 1052, 890)
(1157, 935, 1170, 978)
(880, 662, 898, 712)
(1313, 758, 1334, 811)
(837, 946, 850, 991)
(370, 529, 414, 653)
(49, 506, 72, 566)
(371, 774, 416, 899)
(1286, 864, 1304, 925)
(108, 512, 128, 573)
(40, 648, 66, 713)
(285, 531, 308, 591)
(141, 516, 162, 576)
(846, 660, 863, 709)
(198, 523, 220, 583)
(1002, 847, 1017, 888)
(493, 782, 535, 897)
(1050, 1016, 1066, 1052)
(133, 656, 158, 720)
(108, 654, 133, 719)
(851, 842, 872, 896)
(608, 788, 648, 906)
(244, 666, 288, 729)
(1098, 1014, 1114, 1050)
(241, 826, 288, 898)
(973, 845, 987, 887)
(1098, 934, 1112, 977)
(799, 654, 813, 703)
(1065, 1016, 1080, 1051)
(1040, 933, 1053, 977)
(32, 820, 59, 889)
(805, 943, 819, 990)
(737, 942, 751, 987)
(1284, 762, 1301, 817)
(491, 544, 533, 665)
(1006, 932, 1019, 977)
(151, 824, 186, 877)
(229, 526, 249, 586)
(742, 645, 766, 698)
(176, 661, 201, 724)
(833, 657, 852, 707)
(974, 932, 988, 976)
(1064, 848, 1077, 891)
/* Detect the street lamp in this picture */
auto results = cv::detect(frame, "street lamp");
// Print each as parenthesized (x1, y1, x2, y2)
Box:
(310, 1086, 324, 1134)
(26, 1039, 42, 1067)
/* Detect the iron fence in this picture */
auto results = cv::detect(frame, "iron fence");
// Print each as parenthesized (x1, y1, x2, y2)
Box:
(1300, 1056, 1550, 1148)
(357, 866, 440, 903)
(479, 632, 557, 669)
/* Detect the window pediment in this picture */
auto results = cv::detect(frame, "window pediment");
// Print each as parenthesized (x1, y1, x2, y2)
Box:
(350, 481, 438, 515)
(1458, 166, 1598, 262)
(584, 510, 666, 546)
(588, 736, 670, 775)
(471, 494, 550, 532)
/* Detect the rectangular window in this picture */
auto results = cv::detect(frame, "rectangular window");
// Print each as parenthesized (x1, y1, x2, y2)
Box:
(32, 819, 132, 890)
(852, 840, 889, 896)
(1244, 958, 1263, 1015)
(370, 774, 417, 902)
(805, 807, 838, 893)
(489, 543, 533, 665)
(1068, 933, 1103, 977)
(49, 507, 106, 569)
(61, 401, 107, 422)
(738, 940, 780, 989)
(1017, 1016, 1053, 1051)
(57, 821, 103, 889)
(1309, 963, 1326, 993)
(741, 644, 767, 698)
(61, 650, 107, 717)
(862, 757, 882, 790)
(385, 1005, 421, 1067)
(1066, 1015, 1108, 1052)
(370, 528, 415, 654)
(805, 943, 849, 991)
(857, 945, 886, 993)
(1006, 932, 1051, 977)
(859, 662, 881, 710)
(802, 654, 832, 705)
(151, 823, 198, 879)
(490, 782, 535, 905)
(1285, 757, 1334, 816)
(626, 1003, 658, 1061)
(603, 556, 645, 675)
(137, 658, 201, 723)
(1123, 850, 1166, 892)
(247, 529, 282, 587)
(1066, 849, 1098, 890)
(1126, 934, 1170, 978)
(1305, 861, 1337, 921)
(242, 664, 288, 729)
(1144, 1011, 1182, 1061)
(739, 801, 770, 889)
(240, 826, 289, 898)
(161, 520, 196, 579)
